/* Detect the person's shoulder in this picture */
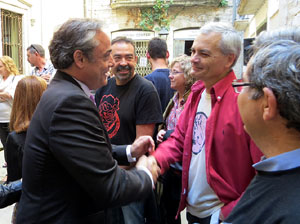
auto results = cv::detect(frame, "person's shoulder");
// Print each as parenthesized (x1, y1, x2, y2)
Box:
(43, 77, 89, 110)
(14, 74, 25, 82)
(144, 71, 154, 79)
(8, 131, 26, 145)
(146, 69, 169, 77)
(135, 74, 156, 88)
(96, 77, 115, 94)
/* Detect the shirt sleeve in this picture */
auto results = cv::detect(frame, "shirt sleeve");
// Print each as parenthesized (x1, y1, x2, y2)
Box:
(135, 82, 163, 125)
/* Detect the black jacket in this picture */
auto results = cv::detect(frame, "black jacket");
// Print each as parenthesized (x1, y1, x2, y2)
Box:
(16, 71, 152, 224)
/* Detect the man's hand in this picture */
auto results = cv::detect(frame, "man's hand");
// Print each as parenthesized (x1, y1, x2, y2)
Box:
(41, 74, 51, 82)
(131, 136, 155, 159)
(136, 155, 160, 184)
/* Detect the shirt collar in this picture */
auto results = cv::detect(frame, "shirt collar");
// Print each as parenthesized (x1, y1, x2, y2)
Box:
(72, 77, 91, 97)
(44, 60, 51, 69)
(254, 148, 300, 172)
(172, 92, 186, 106)
(210, 70, 236, 102)
(191, 70, 236, 102)
(35, 60, 50, 71)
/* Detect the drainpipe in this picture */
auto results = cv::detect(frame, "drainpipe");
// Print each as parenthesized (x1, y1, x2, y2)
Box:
(232, 0, 237, 25)
(83, 0, 86, 18)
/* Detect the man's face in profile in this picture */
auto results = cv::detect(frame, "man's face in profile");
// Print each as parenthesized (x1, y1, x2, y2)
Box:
(27, 50, 37, 67)
(83, 31, 114, 90)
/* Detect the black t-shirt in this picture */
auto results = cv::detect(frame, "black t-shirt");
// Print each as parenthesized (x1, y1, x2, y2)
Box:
(95, 74, 163, 145)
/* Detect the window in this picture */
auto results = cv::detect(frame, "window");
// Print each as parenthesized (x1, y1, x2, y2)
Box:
(134, 40, 152, 77)
(1, 9, 23, 73)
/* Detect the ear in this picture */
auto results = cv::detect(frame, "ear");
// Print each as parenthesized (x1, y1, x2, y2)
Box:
(225, 54, 236, 69)
(73, 50, 86, 69)
(134, 54, 138, 64)
(166, 51, 169, 59)
(262, 87, 278, 121)
(146, 52, 151, 59)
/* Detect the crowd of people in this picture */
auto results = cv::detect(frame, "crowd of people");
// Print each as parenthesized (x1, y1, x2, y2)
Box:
(0, 17, 299, 224)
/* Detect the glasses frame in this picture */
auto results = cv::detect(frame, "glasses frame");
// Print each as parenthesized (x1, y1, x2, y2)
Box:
(232, 80, 252, 93)
(170, 71, 184, 76)
(30, 44, 39, 54)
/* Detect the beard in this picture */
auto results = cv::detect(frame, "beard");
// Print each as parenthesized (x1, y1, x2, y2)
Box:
(114, 65, 134, 82)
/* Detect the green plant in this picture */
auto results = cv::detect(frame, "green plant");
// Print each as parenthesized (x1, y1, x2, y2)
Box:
(219, 0, 228, 7)
(139, 0, 173, 31)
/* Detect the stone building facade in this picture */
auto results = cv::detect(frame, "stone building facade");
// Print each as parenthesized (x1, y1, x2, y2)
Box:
(235, 0, 300, 38)
(85, 0, 235, 76)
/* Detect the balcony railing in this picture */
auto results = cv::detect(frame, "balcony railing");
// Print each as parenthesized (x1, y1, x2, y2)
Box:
(237, 0, 266, 15)
(111, 0, 222, 8)
(234, 14, 251, 31)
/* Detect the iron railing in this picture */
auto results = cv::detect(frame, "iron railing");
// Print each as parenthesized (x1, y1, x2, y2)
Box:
(1, 9, 23, 74)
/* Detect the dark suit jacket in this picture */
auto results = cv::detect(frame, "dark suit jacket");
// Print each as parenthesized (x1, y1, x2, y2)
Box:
(0, 131, 26, 208)
(16, 71, 152, 224)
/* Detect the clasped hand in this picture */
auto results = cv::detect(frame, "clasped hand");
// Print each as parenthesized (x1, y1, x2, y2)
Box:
(132, 136, 161, 184)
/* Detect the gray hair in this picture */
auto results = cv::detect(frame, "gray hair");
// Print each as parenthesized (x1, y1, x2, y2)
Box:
(170, 54, 195, 91)
(27, 44, 45, 58)
(49, 18, 103, 69)
(252, 27, 300, 55)
(249, 40, 300, 131)
(199, 22, 241, 67)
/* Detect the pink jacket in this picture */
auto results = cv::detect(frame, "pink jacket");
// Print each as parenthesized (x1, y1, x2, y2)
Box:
(153, 71, 263, 218)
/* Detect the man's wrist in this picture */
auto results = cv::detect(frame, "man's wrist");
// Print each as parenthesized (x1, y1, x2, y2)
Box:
(126, 145, 136, 162)
(136, 165, 154, 188)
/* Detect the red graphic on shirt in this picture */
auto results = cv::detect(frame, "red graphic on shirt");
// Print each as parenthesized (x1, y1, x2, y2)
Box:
(99, 94, 120, 138)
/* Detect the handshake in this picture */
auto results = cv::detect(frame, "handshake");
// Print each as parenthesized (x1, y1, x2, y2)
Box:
(130, 136, 161, 184)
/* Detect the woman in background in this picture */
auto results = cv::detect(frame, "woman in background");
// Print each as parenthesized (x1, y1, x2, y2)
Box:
(0, 56, 21, 167)
(4, 76, 47, 222)
(157, 55, 195, 224)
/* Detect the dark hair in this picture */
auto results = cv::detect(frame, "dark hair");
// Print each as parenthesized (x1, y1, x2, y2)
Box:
(27, 44, 45, 58)
(148, 37, 168, 59)
(49, 18, 102, 69)
(249, 40, 300, 132)
(111, 36, 136, 53)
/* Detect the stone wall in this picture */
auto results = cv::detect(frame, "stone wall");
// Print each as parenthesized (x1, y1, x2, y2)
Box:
(86, 0, 234, 58)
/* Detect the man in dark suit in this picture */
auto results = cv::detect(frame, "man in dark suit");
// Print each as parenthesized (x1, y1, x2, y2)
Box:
(16, 18, 160, 224)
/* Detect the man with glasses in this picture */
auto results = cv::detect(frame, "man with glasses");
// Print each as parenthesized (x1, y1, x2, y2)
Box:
(148, 22, 263, 223)
(95, 36, 163, 224)
(26, 44, 56, 83)
(225, 37, 300, 223)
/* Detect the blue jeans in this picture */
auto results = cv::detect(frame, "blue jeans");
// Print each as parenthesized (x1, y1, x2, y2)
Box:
(122, 201, 145, 224)
(0, 180, 22, 198)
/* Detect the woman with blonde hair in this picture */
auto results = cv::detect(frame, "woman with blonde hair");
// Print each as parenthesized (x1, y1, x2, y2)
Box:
(0, 56, 22, 167)
(0, 76, 47, 219)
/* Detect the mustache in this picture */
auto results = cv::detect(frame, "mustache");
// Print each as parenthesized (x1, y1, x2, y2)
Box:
(116, 65, 131, 72)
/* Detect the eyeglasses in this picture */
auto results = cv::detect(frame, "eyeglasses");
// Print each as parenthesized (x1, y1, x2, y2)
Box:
(232, 79, 252, 93)
(30, 45, 39, 54)
(170, 71, 183, 76)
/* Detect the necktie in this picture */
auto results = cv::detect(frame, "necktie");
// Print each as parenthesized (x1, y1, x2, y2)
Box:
(89, 94, 96, 106)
